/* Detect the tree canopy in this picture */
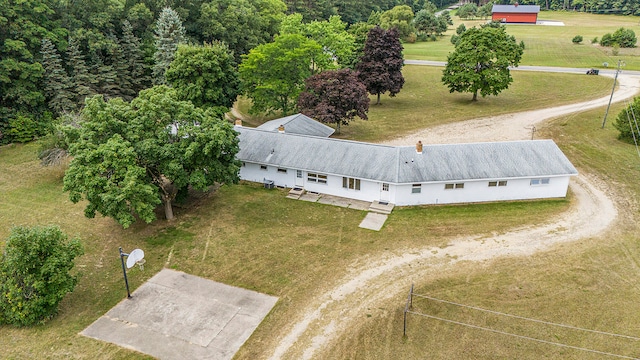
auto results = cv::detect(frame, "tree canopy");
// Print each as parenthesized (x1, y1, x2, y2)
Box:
(153, 7, 186, 85)
(166, 42, 241, 109)
(297, 68, 369, 133)
(280, 13, 356, 67)
(198, 0, 286, 63)
(441, 25, 524, 101)
(63, 86, 241, 228)
(239, 34, 325, 115)
(356, 26, 405, 105)
(614, 97, 640, 143)
(0, 225, 83, 326)
(379, 5, 415, 39)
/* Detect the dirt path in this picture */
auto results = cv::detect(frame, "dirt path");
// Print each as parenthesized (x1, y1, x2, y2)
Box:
(266, 74, 639, 360)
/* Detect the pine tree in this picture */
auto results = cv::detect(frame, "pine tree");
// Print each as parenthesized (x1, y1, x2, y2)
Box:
(121, 20, 151, 94)
(89, 51, 119, 99)
(153, 7, 186, 85)
(110, 35, 135, 101)
(66, 37, 95, 107)
(40, 38, 75, 114)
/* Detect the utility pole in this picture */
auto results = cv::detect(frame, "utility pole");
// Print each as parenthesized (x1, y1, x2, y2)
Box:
(602, 59, 624, 129)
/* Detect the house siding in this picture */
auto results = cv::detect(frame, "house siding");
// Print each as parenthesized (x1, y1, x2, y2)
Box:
(492, 12, 538, 23)
(393, 176, 570, 206)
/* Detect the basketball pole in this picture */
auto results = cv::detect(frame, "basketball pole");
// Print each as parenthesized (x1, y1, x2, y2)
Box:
(119, 247, 132, 299)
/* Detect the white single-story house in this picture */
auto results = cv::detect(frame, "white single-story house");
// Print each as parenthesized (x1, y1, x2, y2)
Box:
(234, 118, 578, 206)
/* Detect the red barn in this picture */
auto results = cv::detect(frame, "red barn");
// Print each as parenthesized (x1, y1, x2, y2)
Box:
(492, 4, 540, 24)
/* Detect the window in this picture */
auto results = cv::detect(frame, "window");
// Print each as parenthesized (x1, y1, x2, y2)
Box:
(531, 178, 550, 186)
(412, 184, 421, 193)
(382, 183, 389, 191)
(296, 170, 302, 178)
(489, 180, 508, 187)
(277, 168, 287, 173)
(445, 183, 464, 190)
(308, 173, 328, 184)
(260, 165, 267, 170)
(342, 177, 361, 190)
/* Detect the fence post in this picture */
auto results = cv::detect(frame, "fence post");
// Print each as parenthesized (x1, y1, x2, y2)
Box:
(403, 283, 414, 338)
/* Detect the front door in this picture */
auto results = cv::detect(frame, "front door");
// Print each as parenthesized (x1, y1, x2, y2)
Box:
(295, 170, 304, 187)
(380, 183, 390, 202)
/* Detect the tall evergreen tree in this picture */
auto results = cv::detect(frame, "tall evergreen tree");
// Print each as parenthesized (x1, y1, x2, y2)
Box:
(110, 35, 136, 101)
(89, 51, 120, 99)
(356, 26, 405, 105)
(121, 20, 150, 94)
(66, 37, 95, 107)
(40, 38, 75, 114)
(153, 7, 186, 85)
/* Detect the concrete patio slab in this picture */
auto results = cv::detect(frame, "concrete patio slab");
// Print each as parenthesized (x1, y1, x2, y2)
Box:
(359, 212, 388, 231)
(81, 269, 278, 360)
(299, 192, 321, 202)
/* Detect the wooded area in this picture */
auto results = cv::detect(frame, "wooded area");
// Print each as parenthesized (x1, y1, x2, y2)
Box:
(1, 0, 637, 146)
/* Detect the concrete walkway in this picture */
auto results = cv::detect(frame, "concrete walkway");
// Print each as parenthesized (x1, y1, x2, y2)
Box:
(81, 269, 278, 360)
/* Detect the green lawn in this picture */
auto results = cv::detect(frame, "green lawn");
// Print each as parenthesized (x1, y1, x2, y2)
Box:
(404, 11, 640, 70)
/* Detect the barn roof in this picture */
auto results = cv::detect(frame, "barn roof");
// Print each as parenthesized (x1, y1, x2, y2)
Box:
(492, 4, 540, 13)
(256, 113, 335, 137)
(236, 127, 577, 184)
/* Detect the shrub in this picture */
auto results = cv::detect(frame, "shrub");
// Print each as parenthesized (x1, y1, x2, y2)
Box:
(612, 44, 620, 56)
(405, 32, 417, 43)
(600, 28, 637, 48)
(572, 35, 583, 44)
(429, 34, 437, 41)
(600, 33, 614, 46)
(612, 27, 636, 47)
(614, 97, 640, 143)
(0, 226, 83, 326)
(591, 36, 598, 44)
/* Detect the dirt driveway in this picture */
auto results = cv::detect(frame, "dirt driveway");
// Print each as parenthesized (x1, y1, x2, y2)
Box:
(265, 73, 639, 360)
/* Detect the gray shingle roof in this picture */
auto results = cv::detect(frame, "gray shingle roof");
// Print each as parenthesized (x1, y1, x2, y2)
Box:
(236, 127, 577, 184)
(492, 4, 540, 13)
(256, 113, 335, 137)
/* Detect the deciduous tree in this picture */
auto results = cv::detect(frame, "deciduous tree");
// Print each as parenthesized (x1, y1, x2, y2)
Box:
(441, 24, 524, 101)
(64, 86, 241, 228)
(356, 26, 405, 105)
(198, 0, 286, 62)
(297, 68, 369, 133)
(239, 34, 325, 115)
(379, 5, 415, 39)
(166, 42, 240, 109)
(0, 225, 83, 326)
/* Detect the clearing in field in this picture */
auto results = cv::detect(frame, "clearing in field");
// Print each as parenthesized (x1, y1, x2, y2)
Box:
(81, 269, 278, 360)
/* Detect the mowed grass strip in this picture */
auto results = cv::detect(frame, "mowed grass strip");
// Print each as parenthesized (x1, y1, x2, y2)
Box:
(329, 105, 640, 359)
(404, 12, 640, 70)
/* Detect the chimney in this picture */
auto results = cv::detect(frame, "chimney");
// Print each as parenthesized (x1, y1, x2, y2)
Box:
(416, 140, 423, 154)
(278, 124, 285, 133)
(234, 118, 242, 127)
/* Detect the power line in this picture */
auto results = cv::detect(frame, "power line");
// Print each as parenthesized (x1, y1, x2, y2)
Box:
(412, 293, 640, 341)
(407, 310, 640, 360)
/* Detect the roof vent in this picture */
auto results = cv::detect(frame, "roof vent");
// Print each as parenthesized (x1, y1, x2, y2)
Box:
(278, 124, 285, 133)
(416, 141, 423, 154)
(234, 119, 242, 127)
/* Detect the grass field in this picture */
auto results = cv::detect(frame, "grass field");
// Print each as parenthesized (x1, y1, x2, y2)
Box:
(1, 11, 640, 360)
(404, 12, 640, 70)
(329, 103, 640, 359)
